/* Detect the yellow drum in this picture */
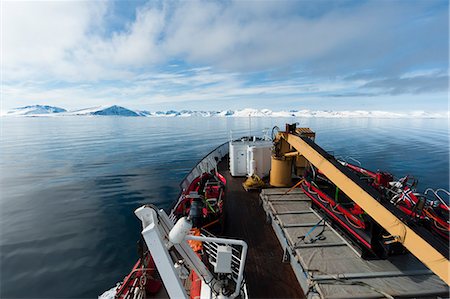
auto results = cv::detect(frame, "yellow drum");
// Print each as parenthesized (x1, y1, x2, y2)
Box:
(270, 155, 292, 187)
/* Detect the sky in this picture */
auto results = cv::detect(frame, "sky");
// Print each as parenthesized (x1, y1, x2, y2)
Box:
(1, 0, 449, 112)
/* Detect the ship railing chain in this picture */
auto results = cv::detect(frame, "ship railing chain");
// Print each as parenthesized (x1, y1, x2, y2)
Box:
(135, 267, 147, 299)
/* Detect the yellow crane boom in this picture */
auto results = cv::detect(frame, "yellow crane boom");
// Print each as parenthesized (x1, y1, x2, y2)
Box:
(276, 130, 449, 285)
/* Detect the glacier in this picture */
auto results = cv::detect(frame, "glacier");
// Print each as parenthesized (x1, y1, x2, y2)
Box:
(6, 105, 67, 116)
(2, 105, 448, 119)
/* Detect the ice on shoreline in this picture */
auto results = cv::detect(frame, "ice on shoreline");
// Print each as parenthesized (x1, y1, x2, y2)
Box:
(3, 105, 448, 119)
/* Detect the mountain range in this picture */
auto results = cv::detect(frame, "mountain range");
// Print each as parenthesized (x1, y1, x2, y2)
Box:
(3, 105, 447, 118)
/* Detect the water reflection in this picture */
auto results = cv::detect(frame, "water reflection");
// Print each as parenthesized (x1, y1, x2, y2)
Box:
(0, 116, 448, 297)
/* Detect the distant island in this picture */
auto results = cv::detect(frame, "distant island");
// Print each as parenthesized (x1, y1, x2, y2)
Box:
(3, 105, 447, 119)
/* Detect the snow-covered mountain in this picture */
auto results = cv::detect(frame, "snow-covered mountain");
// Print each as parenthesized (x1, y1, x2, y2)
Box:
(66, 105, 145, 116)
(4, 105, 448, 118)
(6, 105, 67, 115)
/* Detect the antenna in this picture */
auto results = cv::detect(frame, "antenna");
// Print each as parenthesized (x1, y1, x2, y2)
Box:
(249, 114, 252, 138)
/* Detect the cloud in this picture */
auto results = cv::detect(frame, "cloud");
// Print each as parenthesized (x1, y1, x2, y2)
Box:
(79, 4, 166, 67)
(1, 0, 448, 111)
(361, 75, 449, 95)
(162, 1, 447, 76)
(3, 1, 107, 80)
(4, 1, 448, 79)
(162, 1, 403, 72)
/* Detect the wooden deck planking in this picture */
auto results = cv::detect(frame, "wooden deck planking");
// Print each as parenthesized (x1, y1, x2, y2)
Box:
(218, 158, 305, 299)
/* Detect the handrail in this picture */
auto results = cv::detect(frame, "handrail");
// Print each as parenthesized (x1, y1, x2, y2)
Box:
(185, 235, 248, 298)
(169, 142, 228, 216)
(425, 188, 450, 210)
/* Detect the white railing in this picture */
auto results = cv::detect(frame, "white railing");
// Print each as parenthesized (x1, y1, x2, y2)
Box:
(180, 142, 228, 190)
(202, 235, 244, 283)
(169, 142, 229, 221)
(136, 205, 247, 299)
(185, 234, 247, 298)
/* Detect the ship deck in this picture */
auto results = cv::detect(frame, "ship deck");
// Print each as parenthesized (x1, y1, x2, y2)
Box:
(218, 156, 449, 298)
(218, 158, 305, 299)
(260, 189, 448, 298)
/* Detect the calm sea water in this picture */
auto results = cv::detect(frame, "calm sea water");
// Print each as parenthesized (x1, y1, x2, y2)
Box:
(1, 117, 448, 298)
